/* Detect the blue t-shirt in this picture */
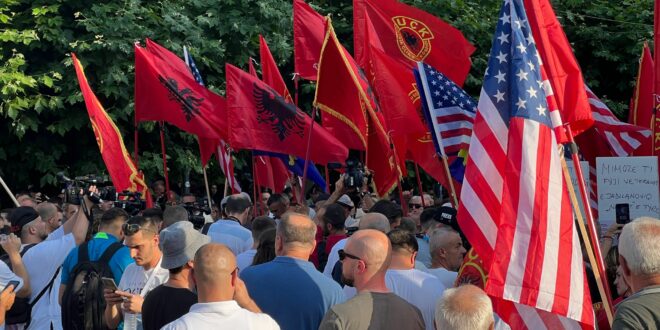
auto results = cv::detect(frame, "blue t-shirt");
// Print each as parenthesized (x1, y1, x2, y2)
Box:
(61, 232, 134, 284)
(241, 256, 345, 330)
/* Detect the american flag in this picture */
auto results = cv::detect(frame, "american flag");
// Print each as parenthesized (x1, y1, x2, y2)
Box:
(456, 0, 593, 328)
(183, 46, 242, 193)
(416, 64, 476, 157)
(581, 87, 651, 219)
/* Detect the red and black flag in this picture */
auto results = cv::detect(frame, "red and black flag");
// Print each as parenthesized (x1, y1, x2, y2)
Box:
(354, 0, 475, 86)
(225, 63, 348, 165)
(134, 39, 227, 141)
(72, 53, 151, 199)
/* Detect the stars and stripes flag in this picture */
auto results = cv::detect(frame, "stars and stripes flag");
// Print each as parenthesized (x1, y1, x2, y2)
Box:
(456, 0, 594, 328)
(416, 63, 476, 158)
(183, 46, 242, 193)
(578, 87, 652, 219)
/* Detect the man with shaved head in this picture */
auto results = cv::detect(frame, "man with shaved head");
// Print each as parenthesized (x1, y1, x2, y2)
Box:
(162, 243, 278, 329)
(241, 212, 345, 330)
(319, 230, 424, 330)
(323, 212, 391, 279)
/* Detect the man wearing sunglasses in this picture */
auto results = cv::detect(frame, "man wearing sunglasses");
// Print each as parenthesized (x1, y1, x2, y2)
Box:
(320, 230, 425, 330)
(104, 216, 169, 330)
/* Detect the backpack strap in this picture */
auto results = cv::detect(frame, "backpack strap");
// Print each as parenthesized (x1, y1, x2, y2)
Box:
(98, 242, 123, 265)
(24, 266, 60, 329)
(78, 242, 90, 264)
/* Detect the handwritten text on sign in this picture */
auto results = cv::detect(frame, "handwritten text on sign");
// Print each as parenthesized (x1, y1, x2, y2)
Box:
(596, 156, 659, 227)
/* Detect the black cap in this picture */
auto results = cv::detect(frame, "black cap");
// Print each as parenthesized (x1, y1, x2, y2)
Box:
(433, 206, 459, 232)
(8, 206, 39, 234)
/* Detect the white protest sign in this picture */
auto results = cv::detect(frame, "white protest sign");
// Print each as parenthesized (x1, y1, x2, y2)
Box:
(565, 160, 590, 218)
(596, 156, 659, 228)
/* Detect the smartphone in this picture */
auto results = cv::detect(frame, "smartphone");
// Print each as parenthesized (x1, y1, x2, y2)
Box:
(101, 277, 118, 291)
(615, 203, 630, 225)
(3, 280, 20, 292)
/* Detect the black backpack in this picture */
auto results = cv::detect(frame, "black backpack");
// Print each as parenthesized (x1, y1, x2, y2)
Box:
(61, 241, 123, 330)
(2, 244, 59, 327)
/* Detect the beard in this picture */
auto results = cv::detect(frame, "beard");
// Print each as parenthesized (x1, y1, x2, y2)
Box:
(341, 274, 354, 287)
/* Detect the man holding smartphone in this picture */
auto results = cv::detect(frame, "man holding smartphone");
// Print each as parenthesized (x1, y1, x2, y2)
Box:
(103, 216, 168, 330)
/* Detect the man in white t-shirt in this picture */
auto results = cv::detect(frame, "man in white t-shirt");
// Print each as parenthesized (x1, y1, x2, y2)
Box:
(426, 227, 466, 289)
(162, 243, 278, 329)
(9, 198, 90, 330)
(236, 216, 275, 274)
(206, 194, 253, 255)
(104, 216, 169, 330)
(385, 229, 446, 330)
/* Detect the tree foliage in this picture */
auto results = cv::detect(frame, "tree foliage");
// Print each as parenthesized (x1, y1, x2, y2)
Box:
(0, 0, 653, 199)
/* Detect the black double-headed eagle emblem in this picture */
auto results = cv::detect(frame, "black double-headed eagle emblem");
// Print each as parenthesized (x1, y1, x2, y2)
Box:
(253, 83, 305, 141)
(158, 76, 204, 122)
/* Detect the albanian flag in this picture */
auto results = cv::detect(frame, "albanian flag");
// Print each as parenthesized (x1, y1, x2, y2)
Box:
(135, 39, 227, 141)
(72, 53, 150, 197)
(225, 63, 348, 165)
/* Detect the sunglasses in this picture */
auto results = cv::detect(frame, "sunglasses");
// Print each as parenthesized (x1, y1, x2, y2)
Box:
(409, 203, 423, 209)
(122, 223, 155, 236)
(338, 249, 361, 261)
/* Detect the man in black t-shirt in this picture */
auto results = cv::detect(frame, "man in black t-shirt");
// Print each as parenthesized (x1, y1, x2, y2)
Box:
(142, 221, 210, 330)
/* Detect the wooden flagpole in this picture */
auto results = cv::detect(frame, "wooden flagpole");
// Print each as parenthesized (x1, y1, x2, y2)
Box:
(159, 121, 170, 198)
(0, 175, 19, 207)
(299, 107, 318, 206)
(414, 163, 426, 208)
(560, 156, 614, 325)
(564, 124, 615, 323)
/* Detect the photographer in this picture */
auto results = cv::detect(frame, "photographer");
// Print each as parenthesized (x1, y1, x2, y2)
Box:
(206, 194, 253, 256)
(11, 189, 91, 329)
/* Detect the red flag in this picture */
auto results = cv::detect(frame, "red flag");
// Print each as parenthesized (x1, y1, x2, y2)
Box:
(354, 0, 475, 87)
(293, 0, 326, 80)
(135, 39, 227, 140)
(260, 35, 292, 102)
(254, 155, 290, 193)
(72, 53, 150, 197)
(226, 63, 348, 164)
(523, 0, 593, 139)
(365, 30, 455, 190)
(314, 20, 400, 195)
(248, 57, 258, 78)
(630, 43, 656, 156)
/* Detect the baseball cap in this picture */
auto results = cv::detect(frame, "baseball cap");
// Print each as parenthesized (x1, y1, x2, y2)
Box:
(337, 195, 355, 209)
(8, 206, 39, 234)
(159, 221, 211, 269)
(434, 206, 459, 231)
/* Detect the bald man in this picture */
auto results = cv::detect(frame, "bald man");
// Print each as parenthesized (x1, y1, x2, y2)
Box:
(162, 243, 278, 329)
(323, 213, 391, 279)
(241, 213, 345, 330)
(434, 284, 494, 330)
(319, 230, 424, 330)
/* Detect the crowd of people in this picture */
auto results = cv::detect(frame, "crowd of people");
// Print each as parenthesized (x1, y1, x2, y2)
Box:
(0, 175, 657, 330)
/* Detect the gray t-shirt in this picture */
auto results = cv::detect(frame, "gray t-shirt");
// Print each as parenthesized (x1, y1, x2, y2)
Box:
(319, 292, 425, 330)
(612, 285, 660, 330)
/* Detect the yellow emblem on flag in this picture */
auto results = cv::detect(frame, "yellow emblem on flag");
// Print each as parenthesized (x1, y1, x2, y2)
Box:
(392, 16, 434, 62)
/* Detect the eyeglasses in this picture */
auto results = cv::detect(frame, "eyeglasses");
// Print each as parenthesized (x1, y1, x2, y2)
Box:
(122, 223, 156, 236)
(338, 249, 361, 261)
(409, 203, 423, 209)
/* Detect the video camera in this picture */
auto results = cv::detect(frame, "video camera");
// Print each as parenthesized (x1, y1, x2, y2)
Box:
(182, 200, 211, 229)
(57, 172, 146, 215)
(328, 158, 371, 190)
